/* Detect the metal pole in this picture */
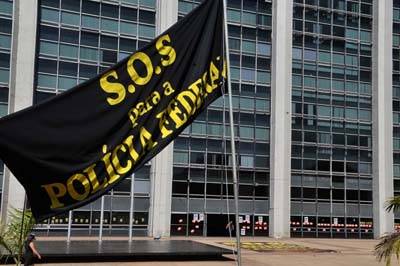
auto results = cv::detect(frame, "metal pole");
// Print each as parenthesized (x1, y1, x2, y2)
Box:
(99, 196, 105, 242)
(222, 0, 241, 265)
(18, 195, 27, 255)
(67, 211, 72, 242)
(129, 174, 135, 241)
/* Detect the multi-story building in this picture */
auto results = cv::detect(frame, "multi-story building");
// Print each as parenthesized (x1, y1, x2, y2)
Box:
(0, 0, 395, 239)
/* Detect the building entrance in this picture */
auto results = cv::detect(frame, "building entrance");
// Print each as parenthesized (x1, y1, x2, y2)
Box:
(206, 214, 235, 236)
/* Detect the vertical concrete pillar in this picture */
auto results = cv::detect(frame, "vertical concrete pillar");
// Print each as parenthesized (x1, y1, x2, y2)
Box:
(148, 0, 178, 238)
(269, 0, 293, 238)
(372, 0, 394, 238)
(1, 0, 37, 222)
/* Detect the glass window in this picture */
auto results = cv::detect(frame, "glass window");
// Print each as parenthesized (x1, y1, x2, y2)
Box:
(0, 35, 11, 49)
(120, 22, 137, 36)
(100, 35, 118, 49)
(257, 71, 269, 84)
(79, 64, 98, 79)
(174, 151, 189, 164)
(101, 18, 118, 32)
(80, 47, 99, 61)
(60, 29, 79, 44)
(138, 25, 155, 38)
(139, 0, 156, 8)
(318, 79, 330, 90)
(239, 126, 254, 139)
(258, 43, 271, 56)
(242, 12, 256, 25)
(255, 128, 269, 141)
(345, 29, 358, 39)
(58, 76, 77, 90)
(360, 31, 371, 42)
(139, 10, 155, 24)
(241, 69, 255, 82)
(304, 49, 317, 61)
(228, 9, 241, 22)
(41, 8, 59, 23)
(101, 3, 119, 18)
(60, 44, 78, 58)
(359, 109, 371, 121)
(345, 108, 358, 120)
(0, 18, 11, 34)
(61, 11, 80, 26)
(40, 41, 58, 56)
(62, 0, 80, 12)
(317, 105, 331, 117)
(121, 6, 137, 20)
(242, 40, 256, 54)
(82, 0, 100, 15)
(37, 74, 57, 88)
(82, 15, 99, 29)
(241, 156, 254, 168)
(120, 38, 137, 52)
(0, 0, 13, 15)
(191, 122, 206, 135)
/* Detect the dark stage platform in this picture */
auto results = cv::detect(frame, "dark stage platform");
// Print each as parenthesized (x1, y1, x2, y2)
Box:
(29, 240, 233, 263)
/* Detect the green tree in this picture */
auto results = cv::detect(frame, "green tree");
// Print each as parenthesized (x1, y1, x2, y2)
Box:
(0, 208, 35, 266)
(375, 196, 400, 266)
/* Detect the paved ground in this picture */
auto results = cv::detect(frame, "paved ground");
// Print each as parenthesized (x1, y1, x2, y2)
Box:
(38, 237, 385, 266)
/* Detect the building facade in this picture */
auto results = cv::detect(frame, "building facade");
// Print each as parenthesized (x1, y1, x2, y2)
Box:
(0, 0, 396, 239)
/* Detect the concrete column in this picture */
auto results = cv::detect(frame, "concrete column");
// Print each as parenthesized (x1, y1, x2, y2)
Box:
(1, 0, 37, 222)
(269, 0, 293, 238)
(148, 0, 178, 238)
(372, 0, 394, 238)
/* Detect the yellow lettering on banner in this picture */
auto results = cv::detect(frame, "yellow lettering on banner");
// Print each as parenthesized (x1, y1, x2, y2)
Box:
(188, 79, 207, 109)
(168, 100, 188, 129)
(156, 35, 176, 67)
(207, 61, 220, 93)
(127, 52, 154, 86)
(67, 173, 91, 201)
(222, 60, 227, 78)
(111, 144, 132, 175)
(122, 135, 140, 162)
(128, 109, 139, 128)
(176, 91, 197, 116)
(100, 70, 126, 106)
(42, 183, 67, 208)
(140, 127, 158, 153)
(101, 145, 120, 185)
(151, 91, 161, 105)
(156, 110, 173, 139)
(83, 164, 108, 194)
(163, 81, 175, 96)
(128, 91, 161, 128)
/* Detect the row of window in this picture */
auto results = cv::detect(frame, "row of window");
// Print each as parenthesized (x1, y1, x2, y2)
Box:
(41, 0, 156, 10)
(294, 0, 373, 14)
(293, 34, 372, 53)
(293, 131, 371, 144)
(41, 8, 155, 37)
(173, 167, 269, 184)
(172, 181, 268, 198)
(175, 138, 270, 155)
(290, 215, 373, 239)
(292, 146, 372, 161)
(293, 49, 371, 68)
(293, 104, 371, 121)
(292, 174, 372, 189)
(293, 90, 372, 104)
(292, 158, 372, 174)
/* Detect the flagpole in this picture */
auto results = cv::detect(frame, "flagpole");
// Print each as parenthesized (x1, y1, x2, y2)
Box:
(222, 0, 241, 265)
(129, 174, 135, 241)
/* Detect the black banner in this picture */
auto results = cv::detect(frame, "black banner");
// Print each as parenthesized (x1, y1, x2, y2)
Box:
(0, 0, 226, 220)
